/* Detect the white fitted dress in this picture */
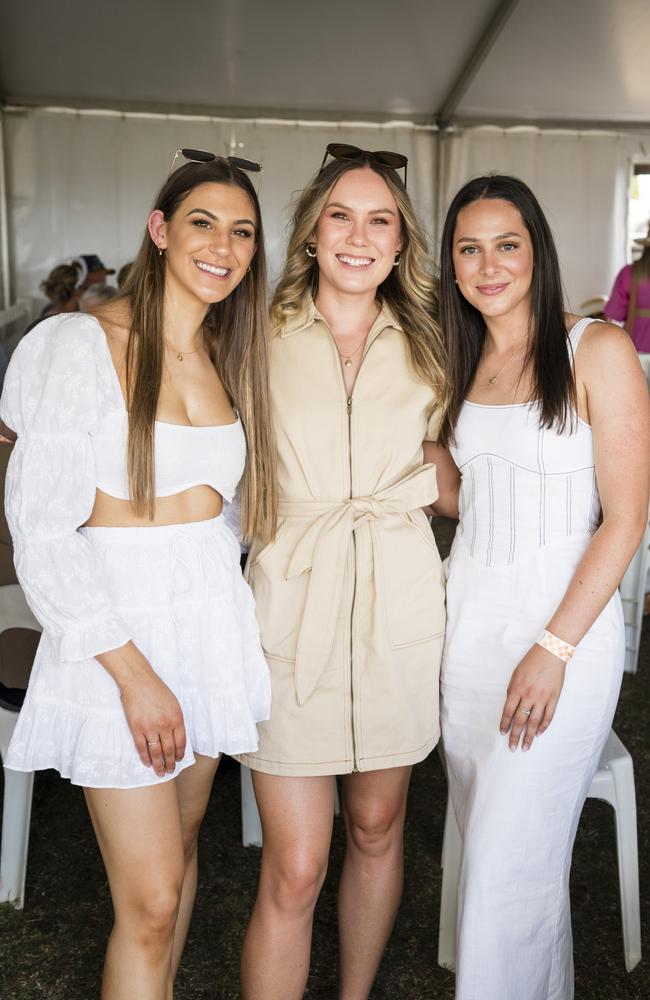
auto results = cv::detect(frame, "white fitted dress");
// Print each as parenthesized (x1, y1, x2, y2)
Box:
(1, 314, 270, 788)
(441, 318, 625, 1000)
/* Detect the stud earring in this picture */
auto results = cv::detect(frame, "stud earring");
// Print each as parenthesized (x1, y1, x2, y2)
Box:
(305, 243, 317, 259)
(393, 251, 401, 267)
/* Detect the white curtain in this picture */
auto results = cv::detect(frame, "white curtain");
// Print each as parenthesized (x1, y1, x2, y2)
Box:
(3, 108, 436, 300)
(440, 125, 650, 311)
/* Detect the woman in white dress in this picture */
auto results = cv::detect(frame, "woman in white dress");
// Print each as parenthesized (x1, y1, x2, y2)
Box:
(0, 152, 277, 999)
(426, 175, 650, 999)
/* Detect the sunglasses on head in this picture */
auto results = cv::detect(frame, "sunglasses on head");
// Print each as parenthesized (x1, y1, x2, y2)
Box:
(169, 147, 262, 176)
(319, 143, 408, 187)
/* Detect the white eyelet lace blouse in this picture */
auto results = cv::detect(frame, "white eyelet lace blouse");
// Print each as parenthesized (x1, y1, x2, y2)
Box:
(0, 313, 245, 664)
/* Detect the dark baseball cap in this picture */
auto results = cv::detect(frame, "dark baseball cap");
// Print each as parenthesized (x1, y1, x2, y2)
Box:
(78, 254, 115, 275)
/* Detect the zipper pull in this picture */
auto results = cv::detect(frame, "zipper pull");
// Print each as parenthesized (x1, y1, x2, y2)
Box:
(347, 397, 352, 414)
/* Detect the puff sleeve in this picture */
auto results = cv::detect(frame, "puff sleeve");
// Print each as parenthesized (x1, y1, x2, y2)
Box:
(0, 315, 132, 661)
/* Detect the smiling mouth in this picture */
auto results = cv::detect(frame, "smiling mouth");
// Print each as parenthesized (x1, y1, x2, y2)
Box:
(476, 283, 509, 295)
(194, 259, 232, 278)
(336, 254, 375, 268)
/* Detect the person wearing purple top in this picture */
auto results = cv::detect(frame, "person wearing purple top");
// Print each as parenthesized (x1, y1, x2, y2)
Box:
(605, 225, 650, 352)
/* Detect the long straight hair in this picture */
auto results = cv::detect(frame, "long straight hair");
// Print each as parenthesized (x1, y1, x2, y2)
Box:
(119, 159, 277, 543)
(633, 243, 650, 281)
(438, 174, 576, 444)
(272, 156, 449, 404)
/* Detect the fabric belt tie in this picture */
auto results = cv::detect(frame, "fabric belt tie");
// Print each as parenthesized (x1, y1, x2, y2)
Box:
(277, 463, 438, 706)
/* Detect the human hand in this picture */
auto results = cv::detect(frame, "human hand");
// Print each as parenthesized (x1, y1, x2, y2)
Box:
(499, 644, 566, 752)
(119, 668, 187, 777)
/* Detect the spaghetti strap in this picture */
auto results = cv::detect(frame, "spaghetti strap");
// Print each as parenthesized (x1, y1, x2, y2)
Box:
(568, 315, 601, 354)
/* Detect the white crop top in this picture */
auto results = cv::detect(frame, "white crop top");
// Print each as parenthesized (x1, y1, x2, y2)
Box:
(93, 409, 246, 501)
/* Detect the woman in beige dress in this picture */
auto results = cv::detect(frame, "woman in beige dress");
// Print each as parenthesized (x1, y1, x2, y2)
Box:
(237, 144, 453, 999)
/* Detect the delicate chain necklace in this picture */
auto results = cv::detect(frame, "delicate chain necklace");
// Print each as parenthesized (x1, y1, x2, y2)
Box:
(164, 337, 201, 362)
(336, 335, 368, 368)
(483, 338, 529, 386)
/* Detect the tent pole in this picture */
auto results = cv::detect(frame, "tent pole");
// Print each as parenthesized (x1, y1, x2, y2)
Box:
(434, 129, 445, 260)
(0, 109, 11, 310)
(436, 0, 520, 128)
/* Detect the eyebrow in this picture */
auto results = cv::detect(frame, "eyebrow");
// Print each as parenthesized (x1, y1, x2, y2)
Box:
(456, 231, 521, 243)
(327, 201, 397, 216)
(186, 208, 256, 227)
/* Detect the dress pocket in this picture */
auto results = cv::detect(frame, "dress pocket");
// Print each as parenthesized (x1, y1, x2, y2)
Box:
(376, 512, 446, 648)
(246, 519, 311, 663)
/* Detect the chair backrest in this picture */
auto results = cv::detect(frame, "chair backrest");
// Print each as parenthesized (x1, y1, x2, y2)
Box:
(638, 352, 650, 393)
(0, 443, 17, 587)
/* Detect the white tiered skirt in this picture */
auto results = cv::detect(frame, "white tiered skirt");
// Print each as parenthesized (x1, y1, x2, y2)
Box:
(6, 515, 270, 788)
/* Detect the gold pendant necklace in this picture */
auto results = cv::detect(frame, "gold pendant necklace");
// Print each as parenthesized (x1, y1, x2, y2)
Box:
(337, 335, 368, 368)
(484, 340, 529, 386)
(165, 338, 200, 362)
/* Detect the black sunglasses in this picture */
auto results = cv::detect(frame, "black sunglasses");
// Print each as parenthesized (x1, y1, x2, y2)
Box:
(169, 147, 262, 175)
(319, 143, 408, 187)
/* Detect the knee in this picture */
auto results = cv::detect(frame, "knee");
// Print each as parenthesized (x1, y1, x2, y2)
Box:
(345, 804, 403, 858)
(263, 852, 329, 918)
(124, 882, 183, 951)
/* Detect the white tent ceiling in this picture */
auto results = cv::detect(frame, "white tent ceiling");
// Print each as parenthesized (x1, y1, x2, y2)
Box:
(1, 0, 649, 127)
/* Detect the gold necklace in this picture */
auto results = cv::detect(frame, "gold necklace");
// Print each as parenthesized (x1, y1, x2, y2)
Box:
(164, 338, 201, 362)
(484, 340, 529, 386)
(336, 335, 368, 368)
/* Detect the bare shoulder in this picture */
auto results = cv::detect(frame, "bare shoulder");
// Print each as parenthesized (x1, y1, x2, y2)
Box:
(93, 299, 131, 345)
(577, 319, 639, 369)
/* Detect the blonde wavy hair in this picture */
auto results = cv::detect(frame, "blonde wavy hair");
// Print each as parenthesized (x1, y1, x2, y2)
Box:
(118, 159, 277, 544)
(271, 154, 449, 404)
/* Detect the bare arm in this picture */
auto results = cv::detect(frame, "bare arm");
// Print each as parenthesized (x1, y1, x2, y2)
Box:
(423, 440, 460, 519)
(502, 323, 650, 750)
(96, 642, 186, 777)
(0, 419, 17, 444)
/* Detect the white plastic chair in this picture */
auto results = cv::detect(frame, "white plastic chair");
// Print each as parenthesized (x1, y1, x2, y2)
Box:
(240, 765, 341, 847)
(637, 352, 650, 393)
(619, 502, 650, 674)
(0, 583, 41, 909)
(437, 729, 641, 974)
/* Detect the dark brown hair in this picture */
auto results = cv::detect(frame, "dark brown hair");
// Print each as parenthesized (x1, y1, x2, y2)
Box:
(119, 159, 277, 543)
(40, 263, 80, 307)
(438, 174, 576, 443)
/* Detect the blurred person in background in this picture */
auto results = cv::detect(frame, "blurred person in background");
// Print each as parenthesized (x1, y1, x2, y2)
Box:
(79, 283, 118, 313)
(605, 224, 650, 352)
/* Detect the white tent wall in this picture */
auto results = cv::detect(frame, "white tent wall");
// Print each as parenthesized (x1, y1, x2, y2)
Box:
(2, 108, 436, 306)
(440, 125, 650, 310)
(4, 109, 650, 317)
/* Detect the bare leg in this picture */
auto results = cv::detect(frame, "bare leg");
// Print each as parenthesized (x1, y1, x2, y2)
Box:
(240, 773, 335, 1000)
(338, 766, 412, 1000)
(85, 782, 185, 1000)
(169, 753, 221, 981)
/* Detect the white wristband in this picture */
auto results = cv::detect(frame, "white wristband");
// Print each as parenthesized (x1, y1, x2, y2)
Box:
(536, 629, 576, 663)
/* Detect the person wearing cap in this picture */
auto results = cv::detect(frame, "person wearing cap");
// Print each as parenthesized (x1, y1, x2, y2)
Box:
(605, 225, 650, 352)
(70, 253, 116, 288)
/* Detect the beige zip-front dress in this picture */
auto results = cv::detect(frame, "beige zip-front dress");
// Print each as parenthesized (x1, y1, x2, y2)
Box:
(237, 300, 446, 775)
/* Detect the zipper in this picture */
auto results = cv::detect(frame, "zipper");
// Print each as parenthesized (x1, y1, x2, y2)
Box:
(325, 320, 385, 773)
(347, 394, 358, 771)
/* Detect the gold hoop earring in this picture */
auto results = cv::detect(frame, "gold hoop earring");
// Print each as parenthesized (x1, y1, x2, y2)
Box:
(158, 246, 164, 257)
(306, 243, 317, 259)
(393, 251, 401, 267)
(246, 265, 251, 273)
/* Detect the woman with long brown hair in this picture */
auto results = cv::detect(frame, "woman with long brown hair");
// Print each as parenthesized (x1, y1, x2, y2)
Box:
(237, 144, 451, 999)
(0, 152, 276, 999)
(433, 174, 650, 999)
